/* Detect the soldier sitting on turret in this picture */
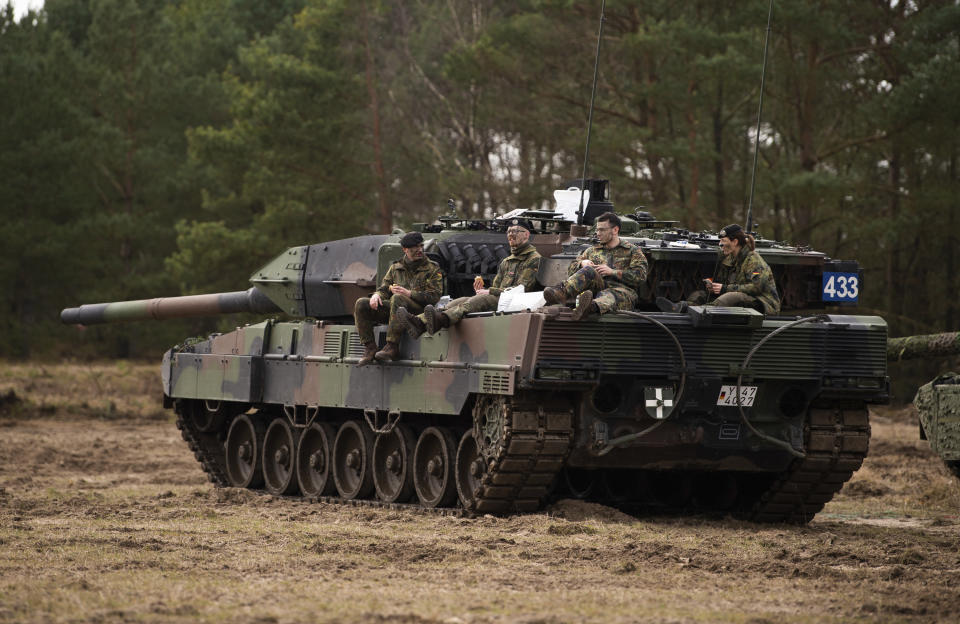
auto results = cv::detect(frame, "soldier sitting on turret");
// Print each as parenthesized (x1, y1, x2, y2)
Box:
(397, 222, 542, 337)
(542, 212, 649, 320)
(355, 231, 443, 365)
(657, 223, 780, 315)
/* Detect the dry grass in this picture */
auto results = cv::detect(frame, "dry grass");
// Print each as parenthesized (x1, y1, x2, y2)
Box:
(1, 362, 959, 623)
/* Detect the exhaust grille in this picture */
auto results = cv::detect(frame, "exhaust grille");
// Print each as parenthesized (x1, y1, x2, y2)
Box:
(346, 331, 366, 358)
(536, 318, 886, 379)
(481, 370, 513, 395)
(323, 331, 344, 357)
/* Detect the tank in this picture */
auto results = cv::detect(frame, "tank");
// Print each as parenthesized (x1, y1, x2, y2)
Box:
(887, 332, 960, 478)
(61, 180, 889, 522)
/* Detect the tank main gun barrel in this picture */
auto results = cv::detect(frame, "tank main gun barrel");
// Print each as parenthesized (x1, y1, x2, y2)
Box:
(60, 288, 280, 325)
(887, 332, 960, 362)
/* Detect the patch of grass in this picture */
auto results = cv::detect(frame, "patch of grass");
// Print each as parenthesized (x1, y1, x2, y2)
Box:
(546, 522, 598, 535)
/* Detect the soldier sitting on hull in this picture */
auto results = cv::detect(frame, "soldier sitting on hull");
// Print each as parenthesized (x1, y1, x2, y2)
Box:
(355, 231, 442, 365)
(657, 223, 781, 315)
(542, 212, 649, 320)
(397, 223, 542, 337)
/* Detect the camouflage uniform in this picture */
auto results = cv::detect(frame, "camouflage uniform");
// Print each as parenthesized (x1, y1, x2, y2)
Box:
(689, 247, 780, 314)
(421, 243, 542, 324)
(560, 240, 648, 313)
(355, 257, 442, 343)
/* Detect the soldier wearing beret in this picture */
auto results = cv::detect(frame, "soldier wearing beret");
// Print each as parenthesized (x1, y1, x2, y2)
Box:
(657, 223, 781, 315)
(397, 222, 542, 337)
(354, 231, 443, 365)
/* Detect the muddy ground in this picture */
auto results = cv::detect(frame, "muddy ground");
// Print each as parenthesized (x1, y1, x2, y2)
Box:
(1, 362, 959, 623)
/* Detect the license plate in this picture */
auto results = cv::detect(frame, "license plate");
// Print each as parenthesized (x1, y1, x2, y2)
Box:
(717, 385, 757, 407)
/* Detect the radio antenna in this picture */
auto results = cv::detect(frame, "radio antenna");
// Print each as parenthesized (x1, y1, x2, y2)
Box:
(577, 0, 606, 226)
(746, 0, 774, 234)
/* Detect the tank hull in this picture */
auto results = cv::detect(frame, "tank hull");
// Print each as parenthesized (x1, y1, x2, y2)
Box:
(166, 308, 887, 521)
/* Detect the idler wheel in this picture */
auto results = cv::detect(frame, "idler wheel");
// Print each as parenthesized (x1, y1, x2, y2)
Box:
(372, 424, 416, 503)
(297, 422, 337, 497)
(332, 420, 375, 500)
(413, 427, 458, 508)
(262, 418, 299, 496)
(455, 430, 485, 510)
(225, 414, 265, 489)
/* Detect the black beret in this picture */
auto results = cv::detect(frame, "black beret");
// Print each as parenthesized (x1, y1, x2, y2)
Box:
(507, 220, 531, 232)
(399, 231, 424, 248)
(719, 223, 743, 239)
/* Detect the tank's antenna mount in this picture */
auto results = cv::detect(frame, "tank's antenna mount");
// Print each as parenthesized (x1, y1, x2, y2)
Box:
(576, 0, 606, 226)
(746, 0, 775, 234)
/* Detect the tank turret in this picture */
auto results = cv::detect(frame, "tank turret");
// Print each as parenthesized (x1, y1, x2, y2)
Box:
(61, 180, 869, 328)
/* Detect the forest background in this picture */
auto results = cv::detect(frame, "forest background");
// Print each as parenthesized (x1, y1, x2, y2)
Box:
(1, 0, 958, 400)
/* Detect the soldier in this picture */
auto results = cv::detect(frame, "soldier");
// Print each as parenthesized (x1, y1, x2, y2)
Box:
(354, 231, 442, 365)
(397, 223, 542, 337)
(543, 212, 649, 320)
(657, 223, 780, 315)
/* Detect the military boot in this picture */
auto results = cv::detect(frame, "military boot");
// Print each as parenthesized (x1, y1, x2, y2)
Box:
(358, 341, 378, 366)
(396, 307, 426, 339)
(656, 296, 688, 313)
(542, 286, 569, 305)
(423, 305, 451, 335)
(374, 341, 400, 362)
(572, 291, 595, 321)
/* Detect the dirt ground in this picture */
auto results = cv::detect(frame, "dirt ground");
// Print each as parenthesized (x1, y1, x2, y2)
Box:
(1, 362, 959, 623)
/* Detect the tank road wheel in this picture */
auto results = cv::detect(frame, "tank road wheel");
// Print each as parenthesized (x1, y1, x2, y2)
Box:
(455, 430, 485, 510)
(225, 414, 265, 488)
(413, 427, 458, 508)
(372, 424, 417, 503)
(333, 420, 375, 500)
(262, 418, 299, 496)
(296, 422, 337, 497)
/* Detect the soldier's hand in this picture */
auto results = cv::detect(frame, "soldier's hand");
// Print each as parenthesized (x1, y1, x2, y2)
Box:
(708, 281, 723, 295)
(390, 285, 411, 298)
(595, 264, 613, 277)
(370, 293, 382, 309)
(475, 288, 490, 296)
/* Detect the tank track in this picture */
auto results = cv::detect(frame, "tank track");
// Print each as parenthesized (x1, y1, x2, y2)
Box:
(746, 404, 870, 523)
(175, 402, 229, 488)
(468, 396, 574, 514)
(175, 396, 574, 515)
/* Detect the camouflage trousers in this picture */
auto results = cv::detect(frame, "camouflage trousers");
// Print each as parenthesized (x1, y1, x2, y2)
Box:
(354, 294, 425, 344)
(561, 266, 637, 314)
(418, 293, 499, 325)
(688, 290, 763, 312)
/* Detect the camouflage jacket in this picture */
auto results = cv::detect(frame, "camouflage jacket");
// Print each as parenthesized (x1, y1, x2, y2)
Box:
(568, 239, 649, 292)
(376, 257, 442, 306)
(716, 247, 781, 314)
(489, 243, 542, 297)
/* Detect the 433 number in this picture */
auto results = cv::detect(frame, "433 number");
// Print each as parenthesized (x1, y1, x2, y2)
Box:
(823, 273, 859, 301)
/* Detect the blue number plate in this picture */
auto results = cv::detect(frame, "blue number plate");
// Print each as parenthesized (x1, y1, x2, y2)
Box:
(822, 272, 860, 302)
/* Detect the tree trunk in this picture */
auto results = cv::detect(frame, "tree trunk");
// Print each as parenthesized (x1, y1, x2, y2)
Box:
(360, 0, 390, 233)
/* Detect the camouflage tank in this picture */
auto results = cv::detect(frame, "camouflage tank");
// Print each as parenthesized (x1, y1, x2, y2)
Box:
(887, 332, 960, 479)
(62, 180, 888, 522)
